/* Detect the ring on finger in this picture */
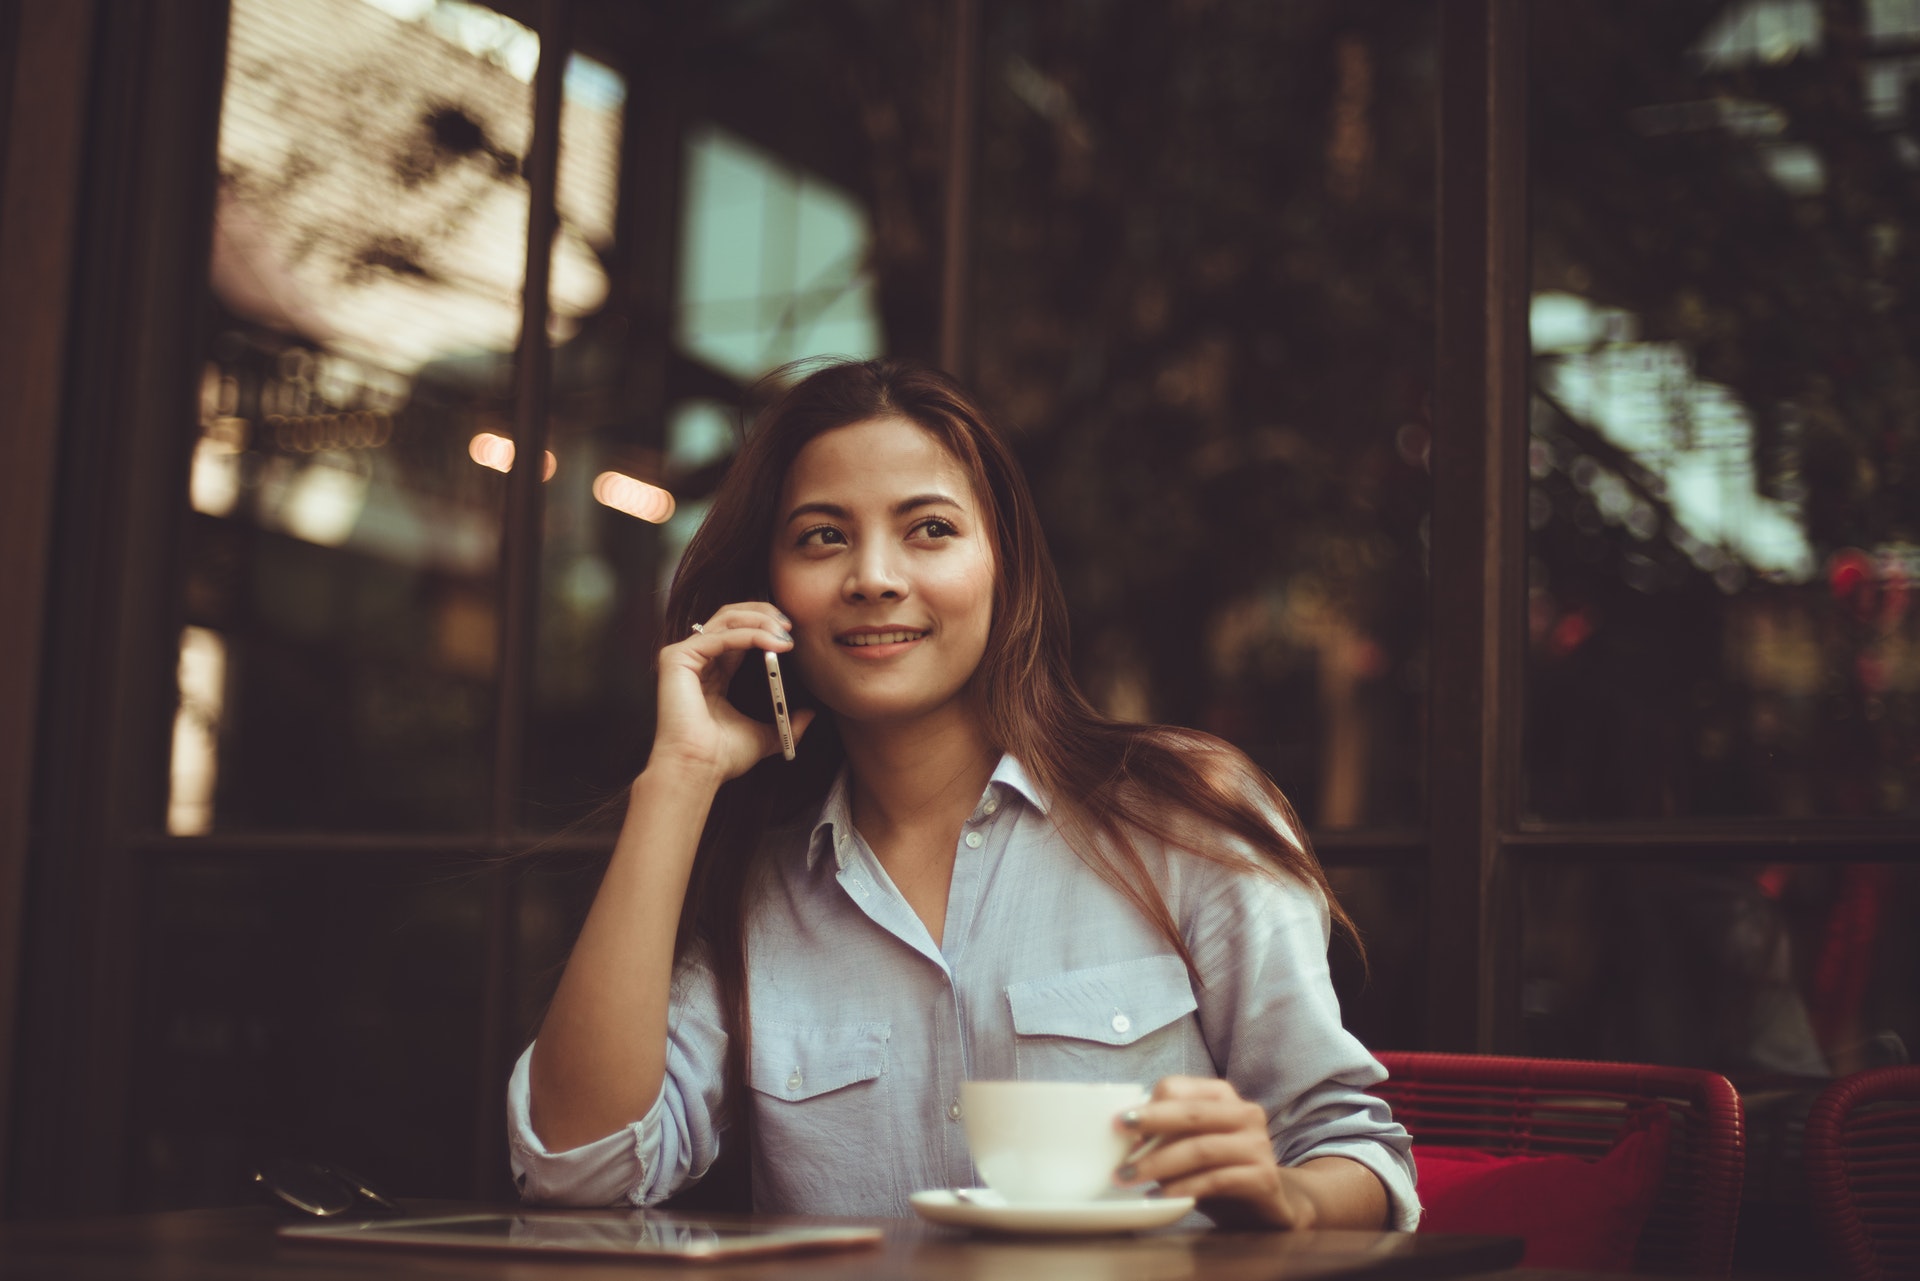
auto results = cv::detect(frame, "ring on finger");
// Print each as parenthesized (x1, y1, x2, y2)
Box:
(690, 623, 705, 634)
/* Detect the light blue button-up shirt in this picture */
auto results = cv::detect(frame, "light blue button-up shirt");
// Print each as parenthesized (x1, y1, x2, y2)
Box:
(507, 754, 1420, 1229)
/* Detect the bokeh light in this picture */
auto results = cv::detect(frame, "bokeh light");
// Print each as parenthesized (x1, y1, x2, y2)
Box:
(468, 432, 556, 479)
(592, 471, 675, 523)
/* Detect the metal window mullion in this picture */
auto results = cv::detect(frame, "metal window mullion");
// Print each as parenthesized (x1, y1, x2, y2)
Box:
(939, 0, 979, 376)
(1505, 831, 1920, 864)
(477, 0, 571, 1200)
(494, 11, 568, 823)
(1428, 0, 1528, 1054)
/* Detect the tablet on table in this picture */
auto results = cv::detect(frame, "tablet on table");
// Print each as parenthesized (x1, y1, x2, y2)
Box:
(279, 1211, 885, 1262)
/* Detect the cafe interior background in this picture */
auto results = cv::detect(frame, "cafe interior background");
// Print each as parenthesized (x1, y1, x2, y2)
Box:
(0, 0, 1915, 1269)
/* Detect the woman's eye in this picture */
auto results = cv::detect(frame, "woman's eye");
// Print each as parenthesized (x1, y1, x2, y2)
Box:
(797, 526, 846, 547)
(914, 517, 958, 540)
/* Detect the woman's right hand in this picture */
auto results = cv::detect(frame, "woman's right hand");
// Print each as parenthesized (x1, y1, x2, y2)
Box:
(535, 603, 805, 1151)
(646, 601, 815, 785)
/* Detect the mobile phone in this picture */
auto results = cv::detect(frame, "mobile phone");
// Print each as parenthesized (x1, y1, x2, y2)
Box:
(764, 650, 796, 761)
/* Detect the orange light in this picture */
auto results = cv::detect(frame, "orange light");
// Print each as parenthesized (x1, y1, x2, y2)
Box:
(593, 471, 676, 523)
(468, 433, 556, 479)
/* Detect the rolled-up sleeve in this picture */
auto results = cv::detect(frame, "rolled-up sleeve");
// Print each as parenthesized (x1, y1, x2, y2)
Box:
(1186, 856, 1421, 1231)
(506, 956, 730, 1207)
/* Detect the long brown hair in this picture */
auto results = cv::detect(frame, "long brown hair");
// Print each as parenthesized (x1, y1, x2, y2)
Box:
(662, 357, 1358, 1140)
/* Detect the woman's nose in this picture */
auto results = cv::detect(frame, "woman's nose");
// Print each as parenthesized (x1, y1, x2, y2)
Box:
(844, 545, 908, 601)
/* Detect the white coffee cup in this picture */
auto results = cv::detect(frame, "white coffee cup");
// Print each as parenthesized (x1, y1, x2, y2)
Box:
(959, 1080, 1146, 1203)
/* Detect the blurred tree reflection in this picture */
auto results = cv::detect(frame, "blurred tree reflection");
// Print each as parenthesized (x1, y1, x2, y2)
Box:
(972, 1, 1436, 830)
(1527, 0, 1920, 821)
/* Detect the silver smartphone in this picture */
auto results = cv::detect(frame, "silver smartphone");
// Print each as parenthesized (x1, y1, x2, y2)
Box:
(765, 650, 796, 760)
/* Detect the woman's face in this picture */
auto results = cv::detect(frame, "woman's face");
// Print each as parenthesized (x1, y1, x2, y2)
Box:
(769, 415, 996, 730)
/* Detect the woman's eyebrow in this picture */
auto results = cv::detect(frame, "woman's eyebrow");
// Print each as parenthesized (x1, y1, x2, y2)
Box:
(782, 494, 964, 525)
(892, 492, 963, 515)
(783, 500, 849, 525)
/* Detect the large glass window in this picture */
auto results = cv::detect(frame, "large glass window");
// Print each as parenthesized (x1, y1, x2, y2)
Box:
(1527, 0, 1920, 822)
(175, 0, 555, 832)
(971, 1, 1436, 834)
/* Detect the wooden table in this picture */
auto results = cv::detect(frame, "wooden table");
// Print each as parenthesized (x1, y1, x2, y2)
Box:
(0, 1205, 1522, 1280)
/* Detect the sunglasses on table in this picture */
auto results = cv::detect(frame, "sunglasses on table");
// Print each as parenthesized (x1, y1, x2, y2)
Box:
(252, 1158, 401, 1218)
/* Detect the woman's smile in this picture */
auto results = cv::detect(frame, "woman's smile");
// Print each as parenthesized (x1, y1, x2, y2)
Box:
(836, 626, 931, 653)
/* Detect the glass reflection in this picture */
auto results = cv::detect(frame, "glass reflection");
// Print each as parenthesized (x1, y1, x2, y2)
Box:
(676, 125, 884, 380)
(130, 854, 489, 1209)
(971, 2, 1435, 829)
(176, 0, 549, 830)
(1522, 861, 1918, 1080)
(1325, 866, 1425, 1051)
(1528, 1, 1920, 821)
(166, 627, 228, 836)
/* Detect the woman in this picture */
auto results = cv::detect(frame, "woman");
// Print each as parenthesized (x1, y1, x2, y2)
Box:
(509, 359, 1418, 1230)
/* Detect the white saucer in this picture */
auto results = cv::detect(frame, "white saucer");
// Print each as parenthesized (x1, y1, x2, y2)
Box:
(908, 1189, 1195, 1235)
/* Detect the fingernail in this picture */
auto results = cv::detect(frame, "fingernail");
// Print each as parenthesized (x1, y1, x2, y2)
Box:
(777, 630, 793, 642)
(1145, 1187, 1165, 1199)
(1116, 1164, 1136, 1182)
(1120, 1109, 1141, 1128)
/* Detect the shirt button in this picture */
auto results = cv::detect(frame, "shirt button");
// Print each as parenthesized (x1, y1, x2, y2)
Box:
(948, 1102, 963, 1121)
(964, 831, 984, 849)
(984, 798, 999, 814)
(1111, 1013, 1132, 1034)
(787, 1070, 803, 1092)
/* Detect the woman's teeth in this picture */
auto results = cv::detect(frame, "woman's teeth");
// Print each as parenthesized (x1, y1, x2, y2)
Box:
(842, 631, 925, 646)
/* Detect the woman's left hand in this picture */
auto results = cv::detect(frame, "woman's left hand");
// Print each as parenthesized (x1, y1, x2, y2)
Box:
(1112, 1076, 1319, 1228)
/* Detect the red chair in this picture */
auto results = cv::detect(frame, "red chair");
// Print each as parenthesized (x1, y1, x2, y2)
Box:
(1804, 1065, 1920, 1281)
(1374, 1052, 1745, 1275)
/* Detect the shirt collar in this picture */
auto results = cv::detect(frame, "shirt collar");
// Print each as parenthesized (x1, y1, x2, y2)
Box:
(804, 751, 1051, 871)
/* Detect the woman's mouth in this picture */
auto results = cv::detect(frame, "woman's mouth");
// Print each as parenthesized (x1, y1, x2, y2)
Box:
(837, 628, 929, 647)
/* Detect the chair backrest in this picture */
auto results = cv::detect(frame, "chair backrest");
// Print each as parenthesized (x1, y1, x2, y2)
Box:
(1374, 1051, 1745, 1276)
(1804, 1065, 1920, 1281)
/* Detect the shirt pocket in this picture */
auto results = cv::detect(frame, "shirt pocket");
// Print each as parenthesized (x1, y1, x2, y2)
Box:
(746, 1021, 895, 1210)
(1006, 954, 1202, 1085)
